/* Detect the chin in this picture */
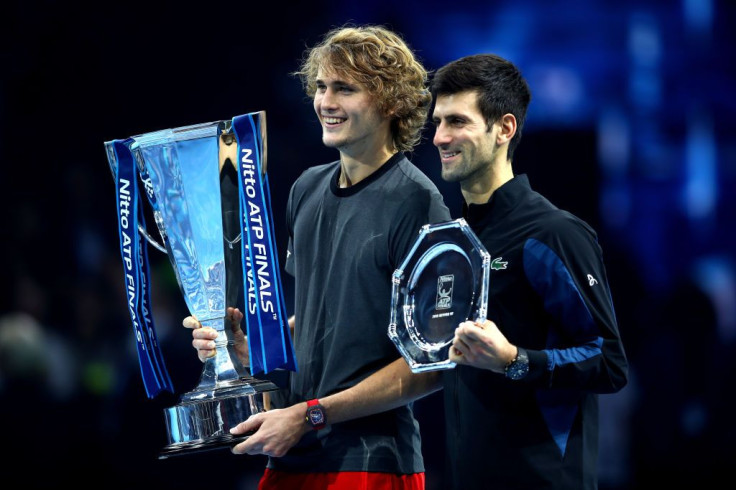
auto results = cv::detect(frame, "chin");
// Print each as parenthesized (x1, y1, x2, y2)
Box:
(322, 137, 340, 148)
(441, 169, 462, 183)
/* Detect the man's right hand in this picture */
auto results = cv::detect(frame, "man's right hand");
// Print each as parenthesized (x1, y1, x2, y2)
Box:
(182, 306, 248, 365)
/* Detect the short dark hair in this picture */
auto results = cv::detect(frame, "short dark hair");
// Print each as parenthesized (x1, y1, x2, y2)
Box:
(430, 54, 531, 160)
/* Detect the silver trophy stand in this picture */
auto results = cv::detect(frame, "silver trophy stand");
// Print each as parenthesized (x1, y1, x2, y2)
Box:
(158, 317, 279, 458)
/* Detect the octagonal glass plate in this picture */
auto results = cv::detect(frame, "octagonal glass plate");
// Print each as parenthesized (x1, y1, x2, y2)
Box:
(389, 218, 490, 372)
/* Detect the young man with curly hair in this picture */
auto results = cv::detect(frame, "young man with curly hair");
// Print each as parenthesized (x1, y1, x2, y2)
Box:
(185, 25, 450, 489)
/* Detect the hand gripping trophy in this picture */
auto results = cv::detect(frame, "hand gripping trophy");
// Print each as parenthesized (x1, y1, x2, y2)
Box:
(104, 111, 297, 458)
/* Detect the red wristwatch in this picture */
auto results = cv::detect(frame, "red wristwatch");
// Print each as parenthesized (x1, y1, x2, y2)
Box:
(305, 399, 327, 430)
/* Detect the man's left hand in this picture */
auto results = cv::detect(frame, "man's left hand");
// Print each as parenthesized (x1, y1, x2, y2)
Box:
(449, 319, 517, 373)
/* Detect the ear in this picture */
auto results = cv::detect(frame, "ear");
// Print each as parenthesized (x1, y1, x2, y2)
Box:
(496, 113, 517, 145)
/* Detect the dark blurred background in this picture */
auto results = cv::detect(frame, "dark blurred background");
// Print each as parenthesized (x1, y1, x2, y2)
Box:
(2, 0, 734, 488)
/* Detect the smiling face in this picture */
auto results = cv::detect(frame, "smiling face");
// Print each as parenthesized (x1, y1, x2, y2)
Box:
(432, 90, 504, 185)
(313, 67, 392, 158)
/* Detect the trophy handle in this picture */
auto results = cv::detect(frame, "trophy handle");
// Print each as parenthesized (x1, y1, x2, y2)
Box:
(138, 223, 167, 253)
(106, 140, 170, 256)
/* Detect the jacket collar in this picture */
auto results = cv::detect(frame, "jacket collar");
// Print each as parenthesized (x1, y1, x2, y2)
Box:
(462, 174, 531, 228)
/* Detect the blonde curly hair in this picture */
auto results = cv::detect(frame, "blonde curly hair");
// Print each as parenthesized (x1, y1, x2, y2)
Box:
(294, 25, 431, 153)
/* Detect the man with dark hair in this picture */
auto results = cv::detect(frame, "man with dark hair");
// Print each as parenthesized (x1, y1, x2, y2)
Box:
(430, 53, 628, 489)
(184, 25, 450, 490)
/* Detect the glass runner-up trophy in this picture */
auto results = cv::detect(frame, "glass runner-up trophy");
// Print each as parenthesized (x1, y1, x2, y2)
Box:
(389, 219, 490, 372)
(104, 111, 296, 458)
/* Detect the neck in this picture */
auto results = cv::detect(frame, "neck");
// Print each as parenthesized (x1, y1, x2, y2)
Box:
(338, 146, 397, 188)
(461, 159, 514, 205)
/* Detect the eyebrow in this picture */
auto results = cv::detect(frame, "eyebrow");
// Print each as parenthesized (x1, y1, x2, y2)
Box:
(433, 112, 466, 121)
(316, 78, 357, 89)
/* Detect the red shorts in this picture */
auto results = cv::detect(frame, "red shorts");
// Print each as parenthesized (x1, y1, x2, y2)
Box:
(258, 468, 425, 490)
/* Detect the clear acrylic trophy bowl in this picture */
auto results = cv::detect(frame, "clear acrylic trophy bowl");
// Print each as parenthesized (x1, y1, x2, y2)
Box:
(389, 219, 490, 373)
(105, 115, 280, 458)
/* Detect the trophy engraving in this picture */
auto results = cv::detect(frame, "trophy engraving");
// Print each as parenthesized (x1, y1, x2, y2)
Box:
(436, 274, 454, 310)
(389, 219, 490, 372)
(105, 111, 296, 457)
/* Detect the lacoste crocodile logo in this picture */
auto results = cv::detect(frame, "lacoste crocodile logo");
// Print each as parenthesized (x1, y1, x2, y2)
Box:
(490, 257, 508, 270)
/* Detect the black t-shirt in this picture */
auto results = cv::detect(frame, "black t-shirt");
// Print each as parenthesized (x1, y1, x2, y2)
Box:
(269, 152, 450, 473)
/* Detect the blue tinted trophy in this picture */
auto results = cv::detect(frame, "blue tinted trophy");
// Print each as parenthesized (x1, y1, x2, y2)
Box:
(389, 219, 490, 372)
(105, 111, 296, 457)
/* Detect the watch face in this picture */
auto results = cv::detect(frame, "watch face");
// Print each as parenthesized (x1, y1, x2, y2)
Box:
(506, 349, 529, 380)
(507, 362, 529, 380)
(307, 406, 325, 427)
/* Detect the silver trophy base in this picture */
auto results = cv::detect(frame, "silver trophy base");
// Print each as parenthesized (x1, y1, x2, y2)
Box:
(159, 377, 279, 459)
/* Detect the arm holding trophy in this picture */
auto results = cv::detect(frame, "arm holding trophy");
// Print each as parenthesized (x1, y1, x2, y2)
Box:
(228, 354, 442, 457)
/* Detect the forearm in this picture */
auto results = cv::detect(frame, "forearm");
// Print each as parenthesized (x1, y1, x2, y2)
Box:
(532, 337, 628, 393)
(317, 358, 442, 425)
(231, 358, 442, 457)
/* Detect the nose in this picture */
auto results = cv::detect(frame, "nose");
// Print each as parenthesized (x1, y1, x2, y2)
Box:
(433, 122, 451, 148)
(318, 87, 338, 110)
